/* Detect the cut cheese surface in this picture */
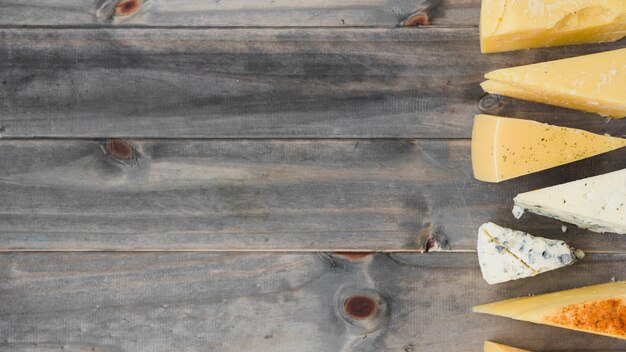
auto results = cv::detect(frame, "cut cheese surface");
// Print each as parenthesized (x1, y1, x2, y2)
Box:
(477, 223, 584, 285)
(481, 0, 626, 53)
(514, 169, 626, 234)
(484, 341, 530, 352)
(471, 114, 626, 182)
(474, 281, 626, 340)
(481, 49, 626, 118)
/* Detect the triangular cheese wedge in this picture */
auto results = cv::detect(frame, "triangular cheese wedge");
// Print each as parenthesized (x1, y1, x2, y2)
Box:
(481, 49, 626, 118)
(484, 341, 531, 352)
(481, 0, 626, 53)
(477, 223, 584, 285)
(514, 169, 626, 234)
(471, 114, 626, 182)
(474, 281, 626, 339)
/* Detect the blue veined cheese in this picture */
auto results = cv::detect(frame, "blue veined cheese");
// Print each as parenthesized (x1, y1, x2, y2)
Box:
(477, 222, 584, 285)
(514, 169, 626, 234)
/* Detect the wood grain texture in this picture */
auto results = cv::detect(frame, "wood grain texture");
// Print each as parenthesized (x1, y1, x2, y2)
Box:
(0, 0, 479, 27)
(1, 252, 624, 351)
(0, 139, 624, 251)
(1, 28, 625, 138)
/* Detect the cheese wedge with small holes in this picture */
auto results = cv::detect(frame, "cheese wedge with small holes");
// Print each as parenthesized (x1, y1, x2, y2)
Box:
(474, 281, 626, 340)
(480, 0, 626, 53)
(481, 49, 626, 118)
(514, 169, 626, 234)
(484, 341, 530, 352)
(471, 114, 626, 182)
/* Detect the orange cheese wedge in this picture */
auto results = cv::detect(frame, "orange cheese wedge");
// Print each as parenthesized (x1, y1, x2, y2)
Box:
(474, 281, 626, 340)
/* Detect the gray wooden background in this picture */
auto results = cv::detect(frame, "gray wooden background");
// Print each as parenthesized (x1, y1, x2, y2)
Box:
(0, 0, 625, 351)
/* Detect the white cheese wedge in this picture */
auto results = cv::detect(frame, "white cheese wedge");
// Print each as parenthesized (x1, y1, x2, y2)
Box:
(477, 223, 584, 285)
(514, 169, 626, 234)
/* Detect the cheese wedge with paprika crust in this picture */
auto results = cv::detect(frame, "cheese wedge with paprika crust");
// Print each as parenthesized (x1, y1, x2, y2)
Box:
(480, 0, 626, 53)
(484, 341, 530, 352)
(471, 114, 626, 182)
(481, 48, 626, 118)
(474, 281, 626, 340)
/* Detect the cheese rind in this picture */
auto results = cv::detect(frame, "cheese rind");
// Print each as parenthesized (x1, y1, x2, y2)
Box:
(474, 281, 626, 340)
(471, 114, 626, 182)
(477, 222, 584, 285)
(514, 169, 626, 234)
(484, 341, 531, 352)
(481, 49, 626, 118)
(481, 0, 626, 53)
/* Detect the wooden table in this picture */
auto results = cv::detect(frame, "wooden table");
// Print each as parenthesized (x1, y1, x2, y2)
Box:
(1, 1, 624, 350)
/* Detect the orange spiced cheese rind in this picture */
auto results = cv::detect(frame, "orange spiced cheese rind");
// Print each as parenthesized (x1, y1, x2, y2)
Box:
(484, 341, 531, 352)
(480, 0, 626, 53)
(481, 49, 626, 118)
(471, 114, 626, 183)
(474, 281, 626, 340)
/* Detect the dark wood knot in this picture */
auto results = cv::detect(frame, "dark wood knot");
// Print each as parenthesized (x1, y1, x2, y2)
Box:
(344, 296, 377, 319)
(116, 0, 142, 17)
(400, 0, 442, 26)
(331, 252, 373, 261)
(101, 139, 139, 166)
(336, 288, 388, 334)
(401, 13, 429, 26)
(478, 93, 505, 114)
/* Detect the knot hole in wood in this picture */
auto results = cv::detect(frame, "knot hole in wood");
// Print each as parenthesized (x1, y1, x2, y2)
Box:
(399, 0, 443, 26)
(335, 287, 388, 334)
(101, 139, 140, 166)
(330, 252, 373, 262)
(96, 0, 143, 22)
(478, 93, 505, 114)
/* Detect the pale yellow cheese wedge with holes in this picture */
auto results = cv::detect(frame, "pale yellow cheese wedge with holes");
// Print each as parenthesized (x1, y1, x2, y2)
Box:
(481, 0, 626, 53)
(474, 281, 626, 340)
(481, 49, 626, 118)
(471, 114, 626, 182)
(484, 341, 530, 352)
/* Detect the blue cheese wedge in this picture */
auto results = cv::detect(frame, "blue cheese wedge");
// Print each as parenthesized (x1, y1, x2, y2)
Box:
(477, 222, 584, 285)
(513, 169, 626, 234)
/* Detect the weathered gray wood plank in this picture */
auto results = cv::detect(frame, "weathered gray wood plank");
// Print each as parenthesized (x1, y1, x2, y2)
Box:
(0, 139, 623, 251)
(0, 252, 624, 351)
(1, 28, 624, 138)
(0, 0, 479, 27)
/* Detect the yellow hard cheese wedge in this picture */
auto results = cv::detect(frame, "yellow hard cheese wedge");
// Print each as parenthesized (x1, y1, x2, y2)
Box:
(482, 49, 626, 118)
(484, 341, 530, 352)
(481, 0, 626, 53)
(474, 281, 626, 340)
(472, 114, 626, 182)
